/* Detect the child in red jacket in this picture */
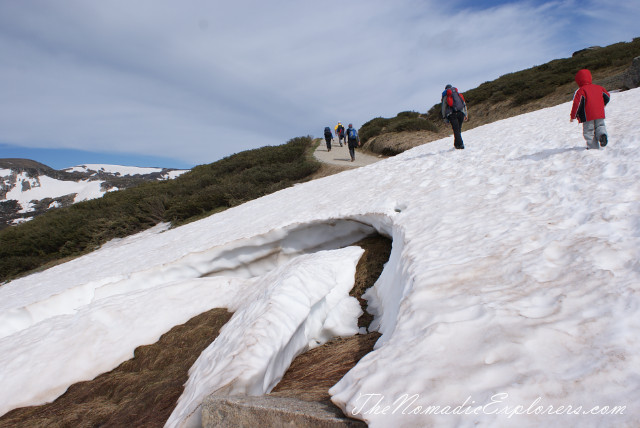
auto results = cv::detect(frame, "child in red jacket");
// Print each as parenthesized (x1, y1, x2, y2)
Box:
(570, 69, 611, 150)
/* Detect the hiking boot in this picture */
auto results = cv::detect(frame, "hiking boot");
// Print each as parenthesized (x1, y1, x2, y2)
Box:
(599, 134, 608, 147)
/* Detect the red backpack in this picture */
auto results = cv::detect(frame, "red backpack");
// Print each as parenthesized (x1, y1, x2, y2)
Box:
(446, 87, 466, 111)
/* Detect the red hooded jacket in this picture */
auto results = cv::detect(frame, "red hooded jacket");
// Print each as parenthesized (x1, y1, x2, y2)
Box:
(570, 69, 610, 123)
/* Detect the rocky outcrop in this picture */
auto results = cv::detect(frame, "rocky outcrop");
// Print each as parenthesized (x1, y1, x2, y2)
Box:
(571, 46, 602, 57)
(622, 56, 640, 89)
(202, 395, 366, 428)
(596, 56, 640, 91)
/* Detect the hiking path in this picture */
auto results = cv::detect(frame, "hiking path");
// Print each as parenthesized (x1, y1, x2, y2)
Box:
(313, 138, 384, 168)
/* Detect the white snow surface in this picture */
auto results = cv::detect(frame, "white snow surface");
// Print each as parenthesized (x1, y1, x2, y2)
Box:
(1, 89, 639, 428)
(63, 163, 188, 178)
(4, 172, 106, 211)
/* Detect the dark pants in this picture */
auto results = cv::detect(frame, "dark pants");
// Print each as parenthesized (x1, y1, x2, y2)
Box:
(448, 111, 465, 149)
(325, 136, 332, 150)
(348, 139, 358, 160)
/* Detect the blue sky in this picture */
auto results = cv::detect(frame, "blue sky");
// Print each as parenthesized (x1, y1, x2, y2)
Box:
(0, 0, 638, 170)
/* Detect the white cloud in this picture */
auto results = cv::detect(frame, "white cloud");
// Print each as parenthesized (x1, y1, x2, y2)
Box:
(0, 0, 637, 166)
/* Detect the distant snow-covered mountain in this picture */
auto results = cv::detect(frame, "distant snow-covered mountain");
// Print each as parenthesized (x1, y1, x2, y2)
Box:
(0, 159, 189, 228)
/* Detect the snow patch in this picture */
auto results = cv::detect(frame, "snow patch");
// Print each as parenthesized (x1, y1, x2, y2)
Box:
(0, 219, 375, 340)
(165, 246, 364, 428)
(0, 277, 249, 415)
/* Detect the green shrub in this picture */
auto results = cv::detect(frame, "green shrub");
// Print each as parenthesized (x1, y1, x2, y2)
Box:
(396, 111, 421, 119)
(387, 117, 437, 133)
(359, 117, 391, 144)
(359, 113, 436, 144)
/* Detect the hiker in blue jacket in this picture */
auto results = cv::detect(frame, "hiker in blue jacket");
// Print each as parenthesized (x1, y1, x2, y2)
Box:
(441, 84, 468, 149)
(346, 123, 360, 162)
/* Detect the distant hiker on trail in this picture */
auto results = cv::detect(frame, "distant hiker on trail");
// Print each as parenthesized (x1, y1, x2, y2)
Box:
(570, 69, 610, 150)
(324, 126, 334, 151)
(346, 123, 360, 162)
(335, 122, 346, 147)
(441, 84, 468, 150)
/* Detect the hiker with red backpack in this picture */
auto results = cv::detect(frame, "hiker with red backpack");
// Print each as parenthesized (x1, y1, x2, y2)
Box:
(570, 69, 610, 150)
(441, 84, 468, 150)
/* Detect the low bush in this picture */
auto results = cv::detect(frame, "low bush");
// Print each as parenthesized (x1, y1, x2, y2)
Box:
(387, 117, 437, 133)
(359, 117, 391, 144)
(359, 112, 436, 144)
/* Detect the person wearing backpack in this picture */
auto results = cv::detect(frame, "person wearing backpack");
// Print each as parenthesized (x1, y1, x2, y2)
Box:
(441, 84, 468, 150)
(336, 122, 345, 147)
(570, 69, 610, 150)
(323, 126, 334, 151)
(346, 123, 360, 162)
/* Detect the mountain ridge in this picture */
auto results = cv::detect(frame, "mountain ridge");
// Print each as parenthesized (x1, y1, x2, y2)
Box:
(0, 159, 188, 228)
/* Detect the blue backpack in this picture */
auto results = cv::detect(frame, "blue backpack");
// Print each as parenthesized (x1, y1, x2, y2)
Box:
(347, 128, 358, 140)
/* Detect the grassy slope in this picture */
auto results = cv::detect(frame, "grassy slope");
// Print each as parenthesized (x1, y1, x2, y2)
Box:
(361, 38, 640, 155)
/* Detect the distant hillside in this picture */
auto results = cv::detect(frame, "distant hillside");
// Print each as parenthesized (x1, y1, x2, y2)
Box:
(0, 137, 319, 282)
(361, 38, 640, 155)
(0, 159, 188, 229)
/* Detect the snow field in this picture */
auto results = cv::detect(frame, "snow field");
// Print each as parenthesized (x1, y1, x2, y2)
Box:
(0, 276, 249, 414)
(3, 172, 106, 212)
(0, 219, 376, 417)
(62, 164, 188, 178)
(166, 247, 365, 427)
(330, 91, 640, 427)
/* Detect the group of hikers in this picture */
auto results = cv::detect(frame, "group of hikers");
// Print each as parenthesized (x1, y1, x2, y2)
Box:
(323, 68, 610, 163)
(440, 68, 611, 151)
(323, 122, 361, 162)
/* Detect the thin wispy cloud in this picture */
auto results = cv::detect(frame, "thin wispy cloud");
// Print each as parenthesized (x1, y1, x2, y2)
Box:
(0, 0, 637, 167)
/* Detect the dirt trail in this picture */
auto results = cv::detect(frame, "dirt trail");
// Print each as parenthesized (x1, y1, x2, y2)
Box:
(314, 138, 384, 167)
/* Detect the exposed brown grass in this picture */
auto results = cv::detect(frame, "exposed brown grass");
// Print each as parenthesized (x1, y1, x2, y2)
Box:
(362, 129, 448, 156)
(270, 333, 381, 404)
(349, 235, 393, 330)
(0, 309, 233, 428)
(270, 235, 392, 406)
